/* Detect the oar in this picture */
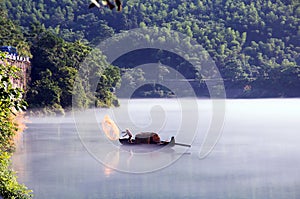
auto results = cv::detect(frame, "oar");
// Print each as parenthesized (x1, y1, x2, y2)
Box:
(174, 142, 191, 147)
(167, 136, 191, 147)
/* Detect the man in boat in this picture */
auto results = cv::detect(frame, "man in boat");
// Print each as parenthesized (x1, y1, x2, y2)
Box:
(122, 128, 134, 143)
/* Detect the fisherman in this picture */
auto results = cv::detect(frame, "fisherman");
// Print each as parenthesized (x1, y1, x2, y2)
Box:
(122, 128, 134, 143)
(125, 129, 132, 139)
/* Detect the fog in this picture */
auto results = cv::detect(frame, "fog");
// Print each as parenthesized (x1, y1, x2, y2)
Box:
(12, 99, 300, 199)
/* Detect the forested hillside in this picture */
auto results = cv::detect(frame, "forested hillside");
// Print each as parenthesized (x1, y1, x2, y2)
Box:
(0, 2, 31, 57)
(3, 0, 300, 97)
(26, 26, 120, 112)
(1, 0, 121, 112)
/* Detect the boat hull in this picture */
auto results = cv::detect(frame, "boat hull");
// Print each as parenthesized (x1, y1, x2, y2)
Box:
(119, 136, 175, 147)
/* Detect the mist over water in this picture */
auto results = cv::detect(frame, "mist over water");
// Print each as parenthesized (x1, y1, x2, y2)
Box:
(12, 99, 300, 199)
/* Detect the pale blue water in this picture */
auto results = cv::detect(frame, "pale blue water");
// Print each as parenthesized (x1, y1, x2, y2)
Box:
(12, 99, 300, 199)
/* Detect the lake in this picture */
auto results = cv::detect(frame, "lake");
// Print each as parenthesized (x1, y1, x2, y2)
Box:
(12, 99, 300, 199)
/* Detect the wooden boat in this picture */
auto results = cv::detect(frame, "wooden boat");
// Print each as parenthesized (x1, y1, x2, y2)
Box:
(119, 130, 192, 148)
(119, 132, 176, 147)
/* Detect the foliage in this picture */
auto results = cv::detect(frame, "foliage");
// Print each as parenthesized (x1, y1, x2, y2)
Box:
(26, 27, 121, 110)
(0, 54, 27, 151)
(0, 152, 32, 199)
(0, 52, 32, 198)
(0, 1, 31, 57)
(4, 0, 298, 97)
(117, 67, 146, 97)
(95, 65, 121, 107)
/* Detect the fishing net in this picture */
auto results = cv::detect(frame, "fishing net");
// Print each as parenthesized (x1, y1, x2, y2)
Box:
(101, 115, 120, 140)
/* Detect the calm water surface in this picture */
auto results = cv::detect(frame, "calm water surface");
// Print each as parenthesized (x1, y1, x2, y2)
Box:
(12, 99, 300, 199)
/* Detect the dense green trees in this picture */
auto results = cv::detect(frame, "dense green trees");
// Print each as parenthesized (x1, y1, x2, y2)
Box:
(0, 52, 32, 198)
(26, 26, 121, 112)
(0, 1, 31, 57)
(95, 65, 121, 107)
(2, 0, 300, 97)
(1, 0, 121, 112)
(0, 54, 27, 151)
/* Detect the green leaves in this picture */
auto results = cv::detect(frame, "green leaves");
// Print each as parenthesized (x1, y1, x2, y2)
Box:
(0, 58, 27, 115)
(0, 11, 31, 57)
(95, 65, 121, 107)
(0, 52, 32, 198)
(2, 0, 299, 99)
(27, 28, 121, 110)
(0, 152, 33, 198)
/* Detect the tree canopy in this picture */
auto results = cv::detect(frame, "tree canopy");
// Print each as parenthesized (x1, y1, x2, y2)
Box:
(26, 26, 120, 111)
(2, 0, 300, 98)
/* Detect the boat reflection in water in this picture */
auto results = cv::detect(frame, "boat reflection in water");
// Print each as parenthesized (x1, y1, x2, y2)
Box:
(101, 115, 191, 173)
(103, 150, 120, 177)
(102, 137, 191, 175)
(103, 144, 184, 175)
